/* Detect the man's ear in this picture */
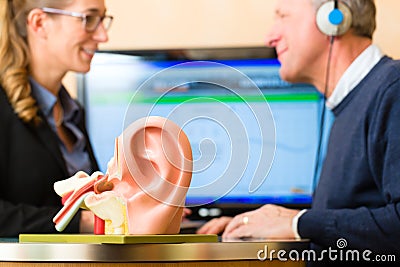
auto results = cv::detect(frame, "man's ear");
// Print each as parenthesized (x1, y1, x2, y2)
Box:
(26, 8, 48, 38)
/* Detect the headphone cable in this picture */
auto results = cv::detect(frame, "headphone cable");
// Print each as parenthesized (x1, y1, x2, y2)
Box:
(312, 36, 335, 191)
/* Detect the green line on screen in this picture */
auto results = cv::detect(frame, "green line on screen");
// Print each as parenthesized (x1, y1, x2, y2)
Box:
(91, 92, 320, 105)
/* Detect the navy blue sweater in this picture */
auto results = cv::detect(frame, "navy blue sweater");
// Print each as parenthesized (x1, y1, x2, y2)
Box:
(298, 56, 400, 257)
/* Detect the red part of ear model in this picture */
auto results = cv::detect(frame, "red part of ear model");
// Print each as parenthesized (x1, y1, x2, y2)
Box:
(61, 191, 74, 205)
(53, 180, 96, 230)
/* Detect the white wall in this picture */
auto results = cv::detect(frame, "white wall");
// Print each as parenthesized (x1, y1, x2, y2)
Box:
(102, 0, 400, 58)
(65, 0, 400, 93)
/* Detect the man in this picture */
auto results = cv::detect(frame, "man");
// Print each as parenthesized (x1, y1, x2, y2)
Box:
(198, 0, 400, 264)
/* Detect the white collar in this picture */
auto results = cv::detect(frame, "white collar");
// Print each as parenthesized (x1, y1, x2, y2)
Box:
(326, 44, 384, 109)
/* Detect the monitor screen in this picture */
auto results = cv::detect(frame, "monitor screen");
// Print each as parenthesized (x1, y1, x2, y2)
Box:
(78, 48, 323, 217)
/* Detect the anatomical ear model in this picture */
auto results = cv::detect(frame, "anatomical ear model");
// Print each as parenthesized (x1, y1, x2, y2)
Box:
(53, 116, 193, 235)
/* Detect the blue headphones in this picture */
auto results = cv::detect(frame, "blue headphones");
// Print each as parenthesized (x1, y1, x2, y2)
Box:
(316, 0, 352, 36)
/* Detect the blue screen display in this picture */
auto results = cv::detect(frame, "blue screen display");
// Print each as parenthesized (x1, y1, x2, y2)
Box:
(79, 50, 325, 208)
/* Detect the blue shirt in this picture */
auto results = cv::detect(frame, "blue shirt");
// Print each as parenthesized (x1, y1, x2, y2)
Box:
(30, 78, 92, 176)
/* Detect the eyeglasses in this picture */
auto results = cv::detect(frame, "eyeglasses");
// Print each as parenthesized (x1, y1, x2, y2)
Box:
(41, 7, 113, 32)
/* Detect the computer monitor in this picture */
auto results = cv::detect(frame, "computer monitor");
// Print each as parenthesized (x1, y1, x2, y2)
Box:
(78, 47, 324, 219)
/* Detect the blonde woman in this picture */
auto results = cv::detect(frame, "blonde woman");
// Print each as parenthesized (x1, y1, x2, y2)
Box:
(0, 0, 112, 237)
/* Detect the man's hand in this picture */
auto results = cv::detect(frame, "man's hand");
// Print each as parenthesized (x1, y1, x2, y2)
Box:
(196, 216, 233, 235)
(222, 205, 300, 240)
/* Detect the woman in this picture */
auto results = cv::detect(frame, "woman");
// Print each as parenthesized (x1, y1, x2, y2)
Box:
(0, 0, 112, 237)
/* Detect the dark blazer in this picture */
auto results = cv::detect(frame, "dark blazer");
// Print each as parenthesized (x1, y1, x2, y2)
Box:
(0, 87, 99, 237)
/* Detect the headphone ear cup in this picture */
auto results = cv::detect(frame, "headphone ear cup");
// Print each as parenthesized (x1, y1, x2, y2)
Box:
(316, 1, 352, 36)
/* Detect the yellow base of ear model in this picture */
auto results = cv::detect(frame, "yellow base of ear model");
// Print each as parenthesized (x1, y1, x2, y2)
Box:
(19, 234, 218, 244)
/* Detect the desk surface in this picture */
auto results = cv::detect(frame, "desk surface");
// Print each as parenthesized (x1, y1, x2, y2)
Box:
(0, 239, 309, 262)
